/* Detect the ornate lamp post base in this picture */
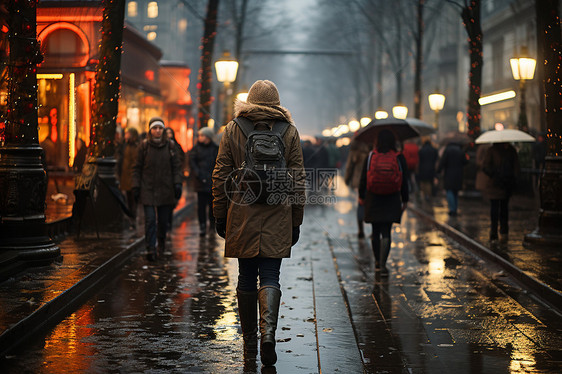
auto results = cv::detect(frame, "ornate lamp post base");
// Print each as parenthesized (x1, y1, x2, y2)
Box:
(0, 146, 60, 280)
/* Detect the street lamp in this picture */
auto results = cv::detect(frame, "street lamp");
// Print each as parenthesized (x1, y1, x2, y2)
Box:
(428, 92, 446, 130)
(348, 120, 360, 132)
(510, 46, 536, 132)
(374, 109, 388, 119)
(392, 104, 408, 119)
(360, 117, 372, 127)
(214, 51, 239, 125)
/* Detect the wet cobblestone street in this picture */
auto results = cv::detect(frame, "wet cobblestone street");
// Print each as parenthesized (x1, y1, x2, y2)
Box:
(2, 180, 562, 373)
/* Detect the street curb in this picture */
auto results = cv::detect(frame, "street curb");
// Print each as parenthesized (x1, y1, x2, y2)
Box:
(0, 201, 195, 358)
(408, 205, 562, 313)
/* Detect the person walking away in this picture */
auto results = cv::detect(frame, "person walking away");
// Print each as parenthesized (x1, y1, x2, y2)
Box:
(212, 80, 305, 366)
(73, 136, 88, 173)
(437, 142, 468, 216)
(132, 117, 182, 261)
(118, 128, 140, 227)
(417, 137, 438, 202)
(402, 139, 420, 195)
(165, 127, 186, 228)
(189, 126, 219, 236)
(344, 139, 370, 238)
(475, 143, 492, 194)
(482, 142, 520, 242)
(359, 129, 409, 276)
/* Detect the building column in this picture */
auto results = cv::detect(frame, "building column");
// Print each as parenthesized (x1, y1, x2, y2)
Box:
(0, 0, 59, 276)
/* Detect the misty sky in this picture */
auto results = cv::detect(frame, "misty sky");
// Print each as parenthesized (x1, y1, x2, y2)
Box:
(240, 0, 339, 137)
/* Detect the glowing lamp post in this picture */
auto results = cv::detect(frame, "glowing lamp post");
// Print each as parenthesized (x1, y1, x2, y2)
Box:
(428, 92, 446, 130)
(375, 109, 389, 120)
(392, 104, 408, 119)
(348, 120, 360, 132)
(510, 47, 536, 132)
(214, 51, 239, 125)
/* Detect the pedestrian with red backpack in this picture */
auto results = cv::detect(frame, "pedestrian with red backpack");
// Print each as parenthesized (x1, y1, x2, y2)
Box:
(359, 129, 409, 276)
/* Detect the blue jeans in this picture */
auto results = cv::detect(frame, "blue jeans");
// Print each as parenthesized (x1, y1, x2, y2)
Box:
(144, 205, 173, 249)
(446, 189, 458, 213)
(237, 257, 282, 292)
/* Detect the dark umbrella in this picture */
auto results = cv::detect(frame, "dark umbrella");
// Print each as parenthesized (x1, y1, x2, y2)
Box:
(439, 131, 472, 146)
(354, 117, 422, 144)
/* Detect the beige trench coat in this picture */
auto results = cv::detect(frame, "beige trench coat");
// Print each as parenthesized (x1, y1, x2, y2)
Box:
(212, 103, 305, 259)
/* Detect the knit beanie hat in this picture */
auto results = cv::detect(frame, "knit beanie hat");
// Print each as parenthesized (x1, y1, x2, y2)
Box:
(149, 116, 165, 130)
(246, 80, 281, 106)
(198, 127, 214, 139)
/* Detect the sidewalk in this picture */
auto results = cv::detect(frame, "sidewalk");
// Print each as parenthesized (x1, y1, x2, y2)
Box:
(408, 191, 562, 309)
(0, 192, 195, 358)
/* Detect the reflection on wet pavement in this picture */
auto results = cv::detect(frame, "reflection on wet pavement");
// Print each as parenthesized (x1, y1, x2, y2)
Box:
(307, 181, 562, 372)
(3, 175, 562, 373)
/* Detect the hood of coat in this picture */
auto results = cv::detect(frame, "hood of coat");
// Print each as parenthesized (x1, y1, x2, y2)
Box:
(233, 98, 294, 124)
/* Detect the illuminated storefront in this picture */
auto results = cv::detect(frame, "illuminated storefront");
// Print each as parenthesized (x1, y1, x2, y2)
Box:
(35, 1, 193, 170)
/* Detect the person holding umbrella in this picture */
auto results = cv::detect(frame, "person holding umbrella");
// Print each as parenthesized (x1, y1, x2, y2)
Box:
(476, 128, 531, 242)
(359, 129, 409, 276)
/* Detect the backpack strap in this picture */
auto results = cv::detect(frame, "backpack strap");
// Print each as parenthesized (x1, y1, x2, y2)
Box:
(272, 121, 290, 138)
(234, 117, 291, 138)
(233, 117, 255, 138)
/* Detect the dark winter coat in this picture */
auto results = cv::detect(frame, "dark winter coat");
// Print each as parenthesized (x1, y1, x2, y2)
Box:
(437, 143, 468, 191)
(132, 134, 182, 206)
(189, 140, 219, 193)
(482, 143, 520, 200)
(119, 141, 139, 191)
(417, 141, 438, 182)
(359, 153, 409, 224)
(212, 100, 305, 259)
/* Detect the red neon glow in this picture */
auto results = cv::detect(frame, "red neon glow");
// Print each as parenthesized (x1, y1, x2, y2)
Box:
(38, 22, 90, 67)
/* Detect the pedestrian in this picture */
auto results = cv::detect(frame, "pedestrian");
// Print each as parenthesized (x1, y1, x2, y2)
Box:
(212, 80, 305, 366)
(165, 127, 186, 227)
(437, 142, 468, 216)
(344, 138, 370, 238)
(475, 143, 492, 193)
(359, 129, 409, 276)
(189, 126, 218, 237)
(73, 136, 87, 173)
(402, 139, 420, 194)
(118, 127, 140, 226)
(132, 117, 182, 261)
(482, 142, 520, 242)
(417, 137, 438, 202)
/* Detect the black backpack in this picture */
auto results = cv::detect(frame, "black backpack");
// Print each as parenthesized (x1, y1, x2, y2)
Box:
(233, 117, 291, 204)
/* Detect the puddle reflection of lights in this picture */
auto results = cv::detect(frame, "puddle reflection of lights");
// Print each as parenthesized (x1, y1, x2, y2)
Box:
(213, 310, 239, 340)
(510, 353, 536, 372)
(333, 175, 350, 197)
(429, 258, 445, 275)
(338, 218, 346, 226)
(334, 200, 353, 214)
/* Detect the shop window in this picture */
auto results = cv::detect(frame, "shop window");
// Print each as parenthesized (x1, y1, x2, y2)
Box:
(147, 2, 158, 18)
(128, 1, 138, 17)
(40, 26, 88, 68)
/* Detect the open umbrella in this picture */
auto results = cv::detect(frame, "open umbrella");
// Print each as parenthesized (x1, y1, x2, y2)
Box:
(475, 129, 535, 144)
(439, 131, 472, 146)
(405, 118, 436, 136)
(354, 117, 423, 144)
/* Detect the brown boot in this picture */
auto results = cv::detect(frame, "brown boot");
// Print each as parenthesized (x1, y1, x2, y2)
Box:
(237, 288, 258, 358)
(258, 286, 281, 366)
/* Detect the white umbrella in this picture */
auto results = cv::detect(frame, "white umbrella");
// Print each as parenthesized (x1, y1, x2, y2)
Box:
(475, 129, 535, 144)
